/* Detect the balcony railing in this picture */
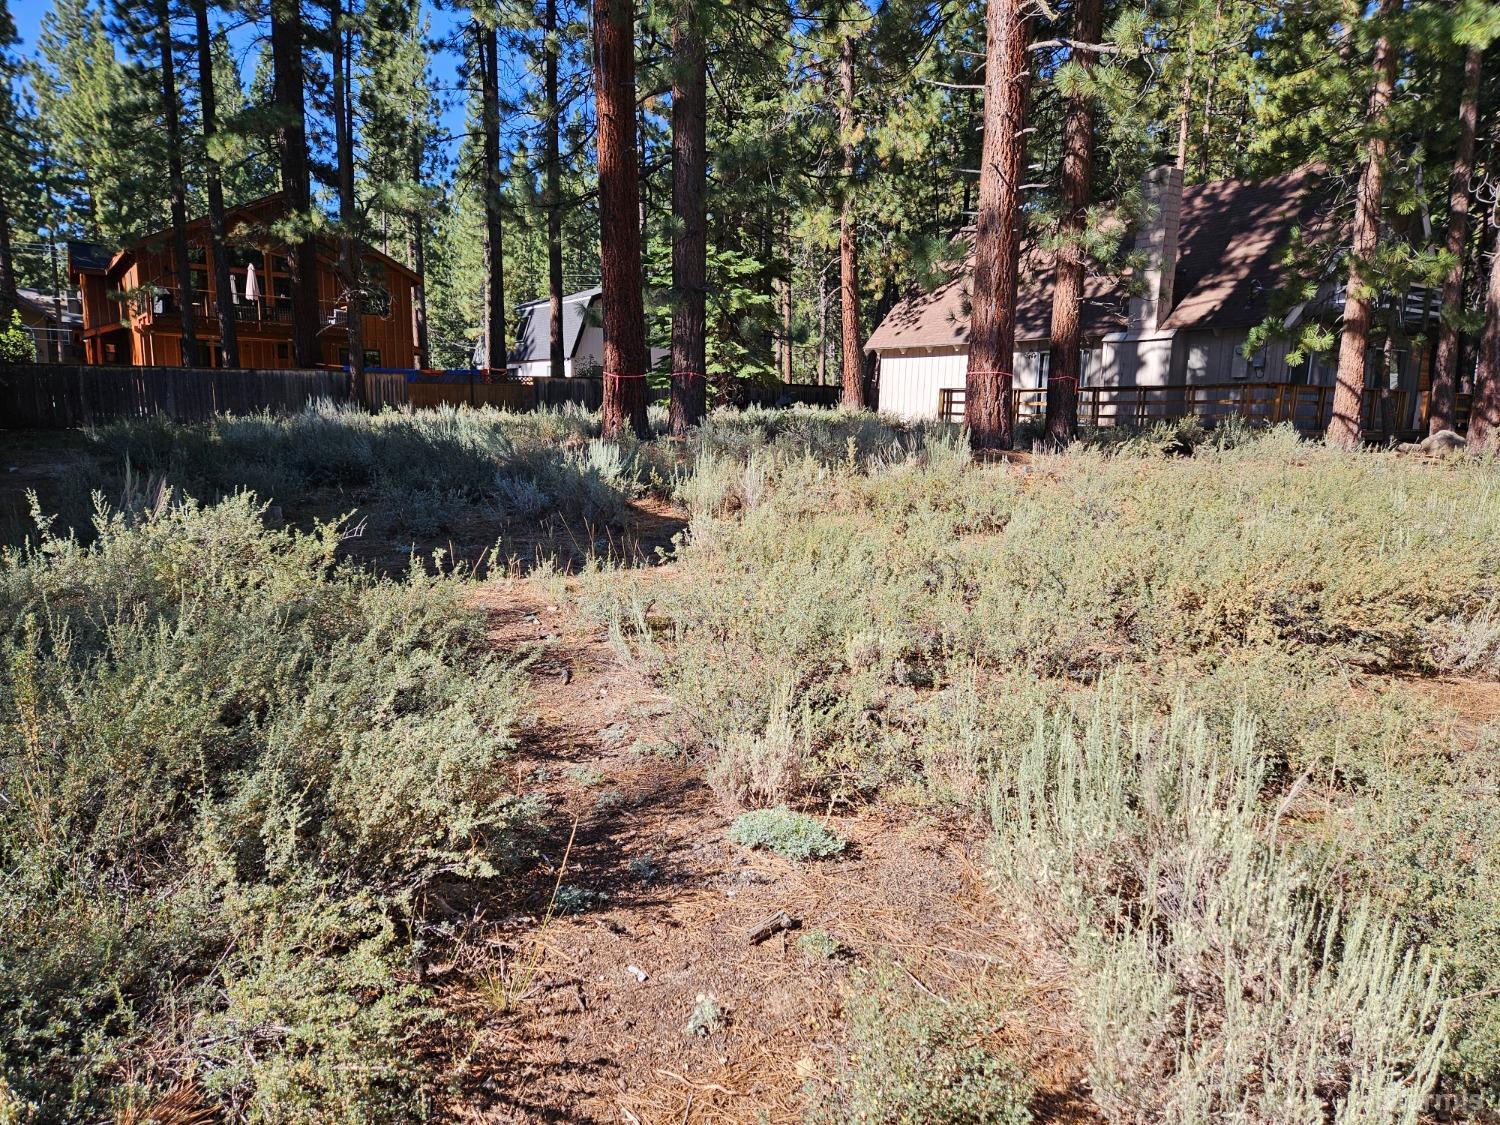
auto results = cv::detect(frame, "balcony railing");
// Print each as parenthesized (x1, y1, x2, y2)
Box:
(937, 382, 1448, 437)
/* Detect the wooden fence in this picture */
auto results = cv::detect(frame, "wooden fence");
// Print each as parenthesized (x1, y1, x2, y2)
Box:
(937, 381, 1466, 439)
(0, 364, 348, 429)
(1, 363, 844, 429)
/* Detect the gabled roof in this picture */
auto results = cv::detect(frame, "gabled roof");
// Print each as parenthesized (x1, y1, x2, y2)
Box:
(867, 166, 1329, 352)
(68, 194, 422, 286)
(509, 287, 602, 364)
(16, 288, 82, 327)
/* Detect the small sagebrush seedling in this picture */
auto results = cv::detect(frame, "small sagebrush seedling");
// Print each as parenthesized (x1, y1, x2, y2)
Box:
(686, 993, 726, 1037)
(797, 929, 842, 959)
(727, 808, 846, 860)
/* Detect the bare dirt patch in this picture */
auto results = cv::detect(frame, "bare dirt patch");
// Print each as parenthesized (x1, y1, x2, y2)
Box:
(431, 575, 1096, 1123)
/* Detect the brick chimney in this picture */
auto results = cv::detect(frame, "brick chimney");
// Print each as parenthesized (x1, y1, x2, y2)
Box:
(1128, 164, 1184, 332)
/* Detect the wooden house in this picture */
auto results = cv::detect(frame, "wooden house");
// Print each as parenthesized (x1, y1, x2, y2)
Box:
(68, 195, 423, 370)
(867, 166, 1452, 433)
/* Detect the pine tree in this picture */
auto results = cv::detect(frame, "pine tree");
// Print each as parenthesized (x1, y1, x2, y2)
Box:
(965, 0, 1032, 452)
(1328, 0, 1401, 446)
(269, 0, 320, 366)
(37, 0, 167, 243)
(1042, 0, 1102, 445)
(1471, 190, 1500, 449)
(330, 0, 364, 394)
(669, 0, 707, 434)
(1429, 45, 1484, 434)
(594, 0, 649, 438)
(477, 18, 507, 370)
(0, 0, 22, 323)
(190, 0, 238, 365)
(837, 28, 864, 409)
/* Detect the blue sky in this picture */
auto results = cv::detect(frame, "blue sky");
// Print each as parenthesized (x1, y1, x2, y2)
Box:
(8, 0, 507, 167)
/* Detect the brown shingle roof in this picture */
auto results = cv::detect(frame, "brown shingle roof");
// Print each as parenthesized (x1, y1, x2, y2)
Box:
(866, 166, 1329, 352)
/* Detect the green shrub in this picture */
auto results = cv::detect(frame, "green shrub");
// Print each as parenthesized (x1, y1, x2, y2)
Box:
(727, 808, 846, 860)
(807, 964, 1032, 1125)
(0, 494, 530, 1119)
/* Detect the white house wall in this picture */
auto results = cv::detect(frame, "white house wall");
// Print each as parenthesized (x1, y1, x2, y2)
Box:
(876, 347, 1050, 421)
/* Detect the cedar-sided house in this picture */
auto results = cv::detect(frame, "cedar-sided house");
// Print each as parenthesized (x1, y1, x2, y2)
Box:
(867, 166, 1440, 430)
(68, 195, 423, 370)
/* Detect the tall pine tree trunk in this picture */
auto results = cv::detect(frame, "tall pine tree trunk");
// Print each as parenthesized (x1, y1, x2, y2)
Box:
(270, 0, 319, 366)
(965, 0, 1031, 452)
(193, 0, 238, 368)
(838, 32, 864, 408)
(594, 0, 650, 439)
(1429, 45, 1482, 435)
(1328, 0, 1400, 446)
(1042, 0, 1101, 446)
(1469, 193, 1500, 449)
(410, 132, 430, 367)
(331, 0, 363, 402)
(1174, 43, 1194, 171)
(0, 190, 18, 324)
(544, 0, 565, 379)
(479, 24, 506, 371)
(157, 0, 199, 367)
(669, 0, 707, 435)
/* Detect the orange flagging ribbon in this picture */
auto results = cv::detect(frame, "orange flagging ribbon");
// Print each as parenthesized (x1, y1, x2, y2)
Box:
(603, 371, 648, 381)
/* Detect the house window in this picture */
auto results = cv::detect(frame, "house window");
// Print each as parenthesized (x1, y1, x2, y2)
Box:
(938, 387, 965, 423)
(1034, 350, 1052, 385)
(275, 342, 290, 364)
(363, 286, 392, 317)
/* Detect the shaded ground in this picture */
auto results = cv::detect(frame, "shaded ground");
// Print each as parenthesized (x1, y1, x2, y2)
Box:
(0, 429, 687, 576)
(431, 574, 1098, 1124)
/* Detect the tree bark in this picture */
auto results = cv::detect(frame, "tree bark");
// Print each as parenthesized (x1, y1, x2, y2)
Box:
(838, 32, 864, 408)
(1469, 193, 1500, 449)
(1328, 0, 1400, 446)
(410, 131, 430, 367)
(479, 23, 507, 371)
(780, 273, 793, 382)
(1174, 43, 1193, 172)
(0, 189, 18, 324)
(270, 0, 319, 366)
(192, 0, 238, 368)
(1428, 45, 1482, 435)
(331, 0, 363, 402)
(544, 0, 565, 379)
(594, 0, 650, 439)
(669, 0, 707, 435)
(1042, 0, 1101, 446)
(157, 0, 199, 367)
(965, 0, 1031, 452)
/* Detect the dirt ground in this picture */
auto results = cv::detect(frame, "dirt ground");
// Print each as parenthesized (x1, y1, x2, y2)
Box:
(428, 572, 1098, 1124)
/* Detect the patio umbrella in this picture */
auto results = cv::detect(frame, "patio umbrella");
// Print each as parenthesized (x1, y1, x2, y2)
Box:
(229, 272, 240, 304)
(244, 262, 260, 304)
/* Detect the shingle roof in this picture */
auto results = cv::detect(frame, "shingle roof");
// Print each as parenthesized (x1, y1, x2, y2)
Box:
(509, 287, 602, 364)
(866, 166, 1329, 352)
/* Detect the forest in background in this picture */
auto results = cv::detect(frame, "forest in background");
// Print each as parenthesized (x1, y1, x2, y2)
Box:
(0, 0, 1497, 440)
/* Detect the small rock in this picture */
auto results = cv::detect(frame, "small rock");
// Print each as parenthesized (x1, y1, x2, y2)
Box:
(626, 965, 648, 983)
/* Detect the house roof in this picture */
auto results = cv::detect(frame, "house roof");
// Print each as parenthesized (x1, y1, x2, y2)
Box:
(509, 287, 602, 365)
(866, 166, 1329, 352)
(68, 240, 113, 276)
(16, 288, 82, 327)
(68, 194, 423, 286)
